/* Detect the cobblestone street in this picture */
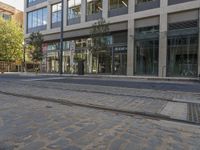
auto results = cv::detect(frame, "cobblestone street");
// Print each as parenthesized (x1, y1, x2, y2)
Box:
(0, 74, 200, 150)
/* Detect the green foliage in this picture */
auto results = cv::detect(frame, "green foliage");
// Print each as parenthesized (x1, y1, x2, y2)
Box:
(0, 17, 23, 62)
(28, 32, 43, 63)
(89, 18, 109, 56)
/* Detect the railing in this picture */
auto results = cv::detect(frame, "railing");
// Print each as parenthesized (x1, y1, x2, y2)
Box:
(51, 22, 61, 28)
(108, 7, 128, 17)
(168, 0, 195, 5)
(68, 17, 81, 25)
(86, 12, 102, 22)
(27, 25, 47, 33)
(135, 0, 160, 12)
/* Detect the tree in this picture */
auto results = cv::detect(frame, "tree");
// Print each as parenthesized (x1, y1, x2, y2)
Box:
(28, 32, 44, 71)
(0, 17, 23, 71)
(89, 18, 110, 56)
(89, 18, 110, 73)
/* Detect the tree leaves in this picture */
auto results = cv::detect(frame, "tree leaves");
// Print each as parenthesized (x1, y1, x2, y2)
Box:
(28, 32, 43, 63)
(89, 18, 110, 55)
(0, 17, 23, 62)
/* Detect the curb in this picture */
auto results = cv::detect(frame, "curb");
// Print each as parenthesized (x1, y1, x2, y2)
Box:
(3, 72, 200, 83)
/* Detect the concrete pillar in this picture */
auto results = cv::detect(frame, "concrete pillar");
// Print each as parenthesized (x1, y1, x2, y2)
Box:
(24, 0, 27, 34)
(198, 10, 200, 77)
(127, 0, 135, 76)
(128, 0, 135, 14)
(127, 19, 134, 76)
(81, 0, 86, 23)
(102, 0, 108, 19)
(158, 0, 168, 77)
(47, 4, 51, 30)
(63, 0, 67, 26)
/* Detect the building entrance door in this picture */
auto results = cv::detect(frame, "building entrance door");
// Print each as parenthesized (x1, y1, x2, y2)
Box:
(113, 53, 127, 75)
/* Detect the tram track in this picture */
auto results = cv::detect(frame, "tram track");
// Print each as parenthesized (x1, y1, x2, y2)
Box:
(0, 90, 199, 126)
(15, 81, 200, 105)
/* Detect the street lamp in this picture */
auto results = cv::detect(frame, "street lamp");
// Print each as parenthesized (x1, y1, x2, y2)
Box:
(59, 0, 64, 75)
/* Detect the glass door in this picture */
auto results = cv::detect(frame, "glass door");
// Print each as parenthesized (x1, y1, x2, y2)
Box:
(113, 53, 127, 75)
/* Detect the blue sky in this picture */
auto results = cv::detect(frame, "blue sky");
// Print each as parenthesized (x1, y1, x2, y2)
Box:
(0, 0, 24, 11)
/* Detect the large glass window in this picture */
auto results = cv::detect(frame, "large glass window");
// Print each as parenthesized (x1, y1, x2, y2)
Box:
(167, 20, 198, 77)
(27, 7, 47, 32)
(135, 26, 159, 76)
(87, 0, 102, 15)
(109, 0, 128, 10)
(52, 3, 62, 24)
(68, 0, 81, 19)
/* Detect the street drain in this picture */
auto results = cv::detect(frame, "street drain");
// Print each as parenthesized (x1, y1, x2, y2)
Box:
(188, 103, 200, 123)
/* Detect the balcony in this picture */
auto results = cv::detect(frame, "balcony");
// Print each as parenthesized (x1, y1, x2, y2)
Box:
(86, 12, 102, 22)
(51, 22, 61, 29)
(135, 0, 160, 12)
(168, 0, 195, 5)
(27, 25, 47, 33)
(67, 17, 81, 25)
(108, 7, 128, 17)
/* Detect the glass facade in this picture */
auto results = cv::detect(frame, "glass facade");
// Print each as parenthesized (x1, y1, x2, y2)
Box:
(68, 0, 81, 19)
(109, 0, 128, 9)
(87, 0, 102, 15)
(27, 7, 47, 33)
(52, 3, 62, 24)
(45, 33, 127, 75)
(135, 26, 159, 76)
(167, 20, 198, 77)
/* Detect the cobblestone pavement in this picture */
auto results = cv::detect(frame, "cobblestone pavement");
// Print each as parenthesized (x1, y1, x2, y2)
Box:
(0, 80, 200, 123)
(0, 75, 200, 149)
(0, 93, 200, 150)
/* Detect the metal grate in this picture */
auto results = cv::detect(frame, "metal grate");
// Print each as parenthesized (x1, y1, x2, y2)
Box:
(188, 103, 200, 124)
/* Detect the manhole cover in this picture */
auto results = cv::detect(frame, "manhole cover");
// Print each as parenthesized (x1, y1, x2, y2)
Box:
(188, 103, 200, 124)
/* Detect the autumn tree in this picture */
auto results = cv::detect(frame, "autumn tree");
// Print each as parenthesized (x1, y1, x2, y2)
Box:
(0, 17, 23, 71)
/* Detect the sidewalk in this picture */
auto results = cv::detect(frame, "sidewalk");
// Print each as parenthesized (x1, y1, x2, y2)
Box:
(3, 72, 200, 82)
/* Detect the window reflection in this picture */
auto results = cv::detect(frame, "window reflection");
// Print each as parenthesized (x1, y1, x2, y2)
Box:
(87, 0, 102, 15)
(51, 3, 62, 23)
(27, 8, 47, 29)
(68, 0, 81, 19)
(109, 0, 128, 10)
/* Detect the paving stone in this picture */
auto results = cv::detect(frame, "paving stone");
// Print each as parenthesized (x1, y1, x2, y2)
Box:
(47, 138, 70, 149)
(22, 141, 45, 150)
(0, 80, 200, 149)
(109, 139, 126, 150)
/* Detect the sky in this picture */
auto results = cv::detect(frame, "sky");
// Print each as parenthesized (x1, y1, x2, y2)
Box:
(0, 0, 24, 11)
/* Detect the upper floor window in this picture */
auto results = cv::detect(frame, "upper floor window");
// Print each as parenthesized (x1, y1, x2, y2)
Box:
(0, 13, 11, 20)
(52, 3, 62, 24)
(27, 7, 47, 33)
(87, 0, 102, 15)
(68, 0, 81, 19)
(109, 0, 128, 10)
(27, 0, 47, 7)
